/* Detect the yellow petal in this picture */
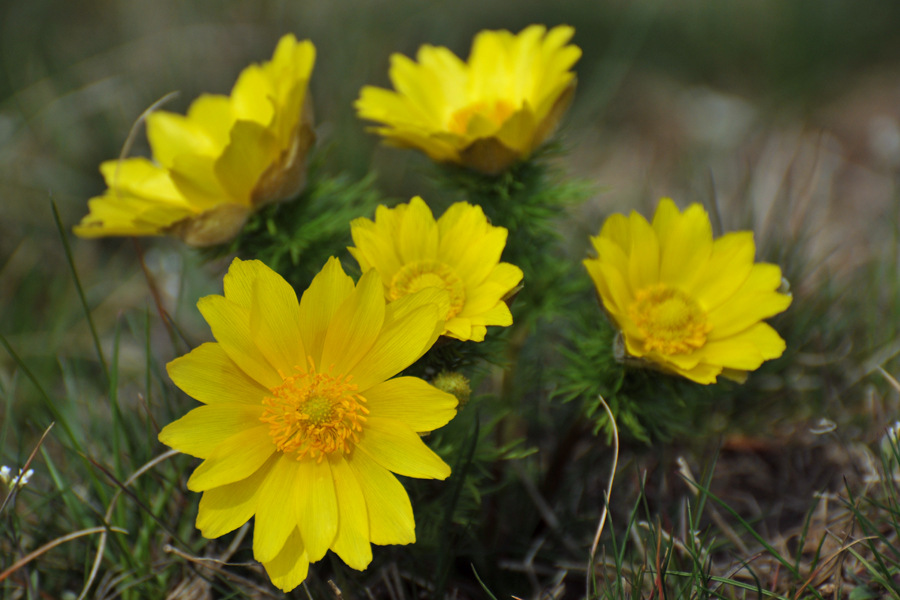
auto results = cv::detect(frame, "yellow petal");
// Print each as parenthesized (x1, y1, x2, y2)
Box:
(293, 457, 338, 562)
(145, 111, 218, 169)
(329, 456, 372, 570)
(320, 269, 385, 375)
(720, 368, 749, 383)
(364, 377, 457, 432)
(667, 361, 722, 385)
(496, 106, 537, 153)
(223, 257, 260, 308)
(196, 453, 278, 538)
(444, 318, 473, 341)
(167, 342, 270, 405)
(197, 295, 282, 389)
(263, 529, 309, 593)
(298, 257, 356, 366)
(349, 302, 443, 393)
(585, 260, 633, 316)
(357, 416, 451, 479)
(187, 426, 274, 491)
(230, 65, 275, 126)
(186, 94, 234, 151)
(346, 446, 415, 545)
(700, 322, 786, 369)
(657, 203, 713, 288)
(707, 264, 791, 340)
(214, 120, 280, 205)
(99, 158, 184, 203)
(599, 212, 632, 251)
(168, 153, 229, 210)
(437, 202, 489, 264)
(158, 403, 265, 458)
(458, 263, 522, 318)
(249, 265, 306, 375)
(650, 197, 680, 249)
(689, 231, 756, 311)
(469, 301, 513, 327)
(399, 197, 439, 263)
(388, 53, 447, 127)
(253, 455, 304, 563)
(447, 225, 508, 291)
(350, 220, 403, 287)
(627, 211, 660, 291)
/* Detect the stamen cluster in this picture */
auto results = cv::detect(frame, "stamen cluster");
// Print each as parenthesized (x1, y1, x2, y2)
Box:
(260, 359, 369, 461)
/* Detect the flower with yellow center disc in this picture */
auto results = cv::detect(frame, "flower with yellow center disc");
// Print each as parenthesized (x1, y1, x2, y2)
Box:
(584, 198, 792, 384)
(74, 34, 316, 247)
(355, 25, 581, 175)
(348, 196, 523, 342)
(158, 257, 458, 591)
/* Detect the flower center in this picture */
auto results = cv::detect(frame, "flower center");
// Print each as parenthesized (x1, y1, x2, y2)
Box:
(628, 284, 711, 355)
(260, 359, 368, 461)
(448, 99, 516, 135)
(389, 260, 466, 319)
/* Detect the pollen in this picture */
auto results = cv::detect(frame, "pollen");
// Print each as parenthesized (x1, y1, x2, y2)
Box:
(628, 284, 711, 355)
(260, 358, 369, 461)
(389, 260, 467, 319)
(448, 99, 517, 135)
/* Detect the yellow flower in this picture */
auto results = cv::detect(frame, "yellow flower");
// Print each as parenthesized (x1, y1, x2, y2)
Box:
(158, 258, 457, 591)
(74, 34, 316, 246)
(356, 25, 581, 175)
(584, 198, 792, 384)
(348, 197, 523, 342)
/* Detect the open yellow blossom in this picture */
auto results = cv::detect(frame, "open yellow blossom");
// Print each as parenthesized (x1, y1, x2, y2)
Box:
(158, 258, 457, 591)
(584, 198, 792, 384)
(356, 25, 581, 175)
(349, 197, 523, 342)
(74, 34, 316, 246)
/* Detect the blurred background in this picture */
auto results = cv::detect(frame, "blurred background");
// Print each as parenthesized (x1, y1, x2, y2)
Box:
(3, 0, 900, 595)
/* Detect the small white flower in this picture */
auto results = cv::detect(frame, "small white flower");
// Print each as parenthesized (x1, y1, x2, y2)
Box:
(0, 465, 34, 490)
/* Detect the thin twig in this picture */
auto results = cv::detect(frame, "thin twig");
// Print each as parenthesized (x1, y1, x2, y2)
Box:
(163, 544, 257, 568)
(0, 422, 54, 515)
(586, 395, 619, 599)
(112, 91, 180, 194)
(0, 527, 127, 583)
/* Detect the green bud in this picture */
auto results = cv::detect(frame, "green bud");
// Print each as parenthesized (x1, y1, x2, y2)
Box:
(433, 371, 472, 408)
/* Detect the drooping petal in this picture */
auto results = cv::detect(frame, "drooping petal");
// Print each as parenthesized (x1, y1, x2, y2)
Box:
(329, 456, 373, 570)
(263, 529, 310, 593)
(346, 447, 416, 545)
(293, 457, 338, 562)
(253, 455, 305, 563)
